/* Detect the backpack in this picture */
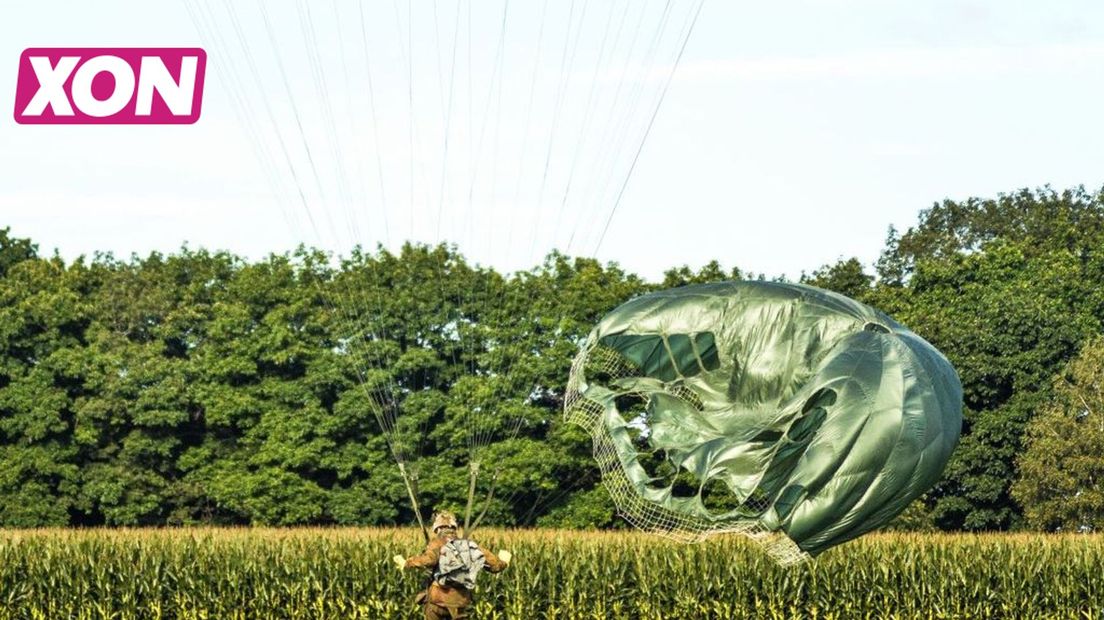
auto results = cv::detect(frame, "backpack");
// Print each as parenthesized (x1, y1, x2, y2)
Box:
(434, 538, 485, 590)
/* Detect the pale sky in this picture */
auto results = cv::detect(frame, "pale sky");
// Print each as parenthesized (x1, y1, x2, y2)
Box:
(2, 1, 1103, 280)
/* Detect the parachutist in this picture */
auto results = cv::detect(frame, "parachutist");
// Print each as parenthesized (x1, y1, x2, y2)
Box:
(397, 510, 511, 620)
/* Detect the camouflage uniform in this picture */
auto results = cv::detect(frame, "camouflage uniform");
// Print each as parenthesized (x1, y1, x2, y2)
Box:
(403, 532, 507, 620)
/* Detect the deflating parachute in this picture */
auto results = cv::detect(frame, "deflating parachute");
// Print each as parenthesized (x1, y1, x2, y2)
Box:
(565, 281, 962, 564)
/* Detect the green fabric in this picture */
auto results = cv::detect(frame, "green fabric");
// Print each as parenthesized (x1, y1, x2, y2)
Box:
(574, 281, 962, 556)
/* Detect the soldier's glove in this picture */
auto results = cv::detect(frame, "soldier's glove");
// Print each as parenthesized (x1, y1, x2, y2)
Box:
(496, 549, 512, 565)
(392, 554, 406, 571)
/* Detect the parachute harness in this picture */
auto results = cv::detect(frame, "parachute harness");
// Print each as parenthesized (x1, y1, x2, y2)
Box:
(398, 461, 430, 543)
(435, 538, 487, 590)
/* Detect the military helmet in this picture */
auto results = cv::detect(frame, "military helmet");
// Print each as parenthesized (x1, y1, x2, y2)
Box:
(432, 511, 459, 533)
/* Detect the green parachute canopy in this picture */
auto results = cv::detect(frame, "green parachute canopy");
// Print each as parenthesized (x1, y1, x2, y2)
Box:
(565, 281, 962, 564)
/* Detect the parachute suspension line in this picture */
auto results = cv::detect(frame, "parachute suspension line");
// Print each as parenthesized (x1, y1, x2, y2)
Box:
(419, 3, 479, 473)
(195, 0, 383, 417)
(193, 1, 474, 528)
(464, 0, 578, 519)
(388, 0, 426, 242)
(489, 1, 705, 520)
(534, 0, 661, 266)
(548, 0, 624, 246)
(188, 1, 389, 435)
(461, 460, 481, 536)
(300, 0, 393, 408)
(483, 7, 583, 459)
(349, 1, 434, 447)
(462, 0, 480, 461)
(288, 0, 412, 464)
(462, 0, 511, 262)
(464, 3, 696, 517)
(434, 0, 464, 241)
(331, 0, 369, 244)
(482, 0, 511, 262)
(398, 4, 459, 468)
(331, 0, 384, 291)
(260, 3, 396, 431)
(351, 1, 422, 464)
(562, 0, 653, 253)
(262, 0, 407, 459)
(357, 3, 390, 245)
(490, 0, 592, 455)
(303, 1, 362, 249)
(474, 0, 622, 511)
(528, 0, 586, 260)
(431, 2, 446, 122)
(398, 461, 430, 543)
(478, 2, 510, 341)
(470, 0, 582, 463)
(565, 0, 676, 255)
(592, 0, 706, 256)
(183, 1, 290, 229)
(491, 298, 592, 518)
(257, 1, 335, 239)
(484, 1, 550, 469)
(370, 3, 464, 471)
(194, 0, 307, 234)
(405, 1, 418, 241)
(459, 461, 499, 541)
(510, 0, 631, 270)
(467, 470, 498, 535)
(503, 0, 551, 265)
(426, 0, 479, 467)
(520, 467, 594, 526)
(372, 1, 439, 469)
(497, 0, 656, 451)
(460, 0, 512, 467)
(425, 1, 475, 468)
(189, 0, 710, 530)
(466, 0, 473, 228)
(497, 407, 602, 524)
(190, 1, 407, 474)
(299, 2, 354, 235)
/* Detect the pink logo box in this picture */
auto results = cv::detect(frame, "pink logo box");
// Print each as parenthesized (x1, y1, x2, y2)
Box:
(14, 48, 206, 125)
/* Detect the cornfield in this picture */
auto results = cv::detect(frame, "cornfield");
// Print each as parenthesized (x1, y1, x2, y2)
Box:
(0, 528, 1101, 619)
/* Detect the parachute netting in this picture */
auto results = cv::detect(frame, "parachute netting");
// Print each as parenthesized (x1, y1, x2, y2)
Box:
(565, 338, 811, 566)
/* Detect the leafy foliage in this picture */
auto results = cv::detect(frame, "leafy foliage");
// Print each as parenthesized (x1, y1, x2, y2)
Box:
(0, 239, 651, 527)
(866, 186, 1104, 530)
(1013, 337, 1104, 531)
(2, 184, 1104, 530)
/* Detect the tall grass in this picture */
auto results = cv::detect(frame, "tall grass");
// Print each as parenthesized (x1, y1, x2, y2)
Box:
(0, 528, 1100, 619)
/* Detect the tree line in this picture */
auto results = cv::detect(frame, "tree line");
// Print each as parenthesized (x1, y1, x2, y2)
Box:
(1, 185, 1102, 531)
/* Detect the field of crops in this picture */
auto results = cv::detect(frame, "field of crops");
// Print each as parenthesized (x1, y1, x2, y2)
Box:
(0, 528, 1101, 619)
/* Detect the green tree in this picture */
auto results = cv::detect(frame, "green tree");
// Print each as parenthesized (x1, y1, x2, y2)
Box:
(0, 256, 86, 526)
(869, 186, 1104, 530)
(0, 228, 37, 278)
(1012, 337, 1104, 531)
(661, 260, 741, 288)
(801, 257, 874, 301)
(876, 186, 1104, 284)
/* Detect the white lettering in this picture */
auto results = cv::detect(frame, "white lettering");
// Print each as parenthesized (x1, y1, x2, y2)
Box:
(135, 56, 198, 116)
(22, 56, 79, 116)
(70, 56, 135, 118)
